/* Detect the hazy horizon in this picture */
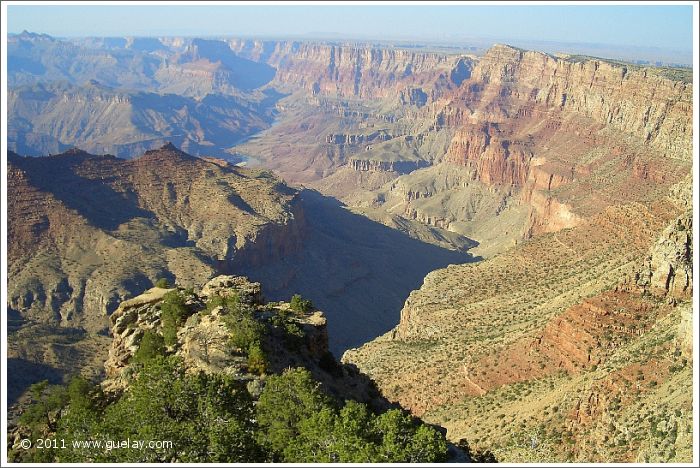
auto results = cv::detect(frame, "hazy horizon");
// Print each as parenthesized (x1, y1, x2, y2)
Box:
(7, 3, 695, 66)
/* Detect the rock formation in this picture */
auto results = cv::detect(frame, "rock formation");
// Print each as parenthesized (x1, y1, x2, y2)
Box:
(8, 144, 303, 332)
(634, 212, 692, 299)
(230, 41, 691, 256)
(104, 276, 326, 389)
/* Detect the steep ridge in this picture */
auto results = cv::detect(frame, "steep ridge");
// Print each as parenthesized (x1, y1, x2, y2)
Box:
(100, 275, 378, 404)
(468, 45, 692, 159)
(8, 144, 301, 329)
(344, 179, 693, 462)
(400, 45, 690, 246)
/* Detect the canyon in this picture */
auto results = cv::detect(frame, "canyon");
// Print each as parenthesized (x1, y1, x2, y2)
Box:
(7, 143, 470, 403)
(6, 32, 694, 463)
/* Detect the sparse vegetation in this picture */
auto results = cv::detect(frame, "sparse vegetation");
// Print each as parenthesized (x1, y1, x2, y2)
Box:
(154, 278, 171, 288)
(290, 294, 313, 314)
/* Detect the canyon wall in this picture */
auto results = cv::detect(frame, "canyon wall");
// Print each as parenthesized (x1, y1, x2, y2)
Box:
(232, 40, 691, 163)
(231, 41, 691, 248)
(229, 39, 470, 99)
(468, 45, 692, 160)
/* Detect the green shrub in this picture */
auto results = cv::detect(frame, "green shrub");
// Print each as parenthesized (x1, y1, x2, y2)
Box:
(16, 361, 451, 463)
(59, 356, 263, 463)
(284, 322, 305, 350)
(256, 368, 449, 462)
(133, 331, 166, 363)
(256, 368, 332, 455)
(214, 294, 264, 352)
(161, 291, 189, 346)
(66, 376, 94, 408)
(247, 342, 268, 376)
(206, 293, 241, 314)
(19, 381, 68, 431)
(155, 278, 171, 288)
(226, 312, 264, 351)
(290, 294, 313, 314)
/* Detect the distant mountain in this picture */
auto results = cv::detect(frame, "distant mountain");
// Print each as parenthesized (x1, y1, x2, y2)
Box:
(8, 32, 163, 91)
(8, 81, 278, 157)
(8, 33, 276, 97)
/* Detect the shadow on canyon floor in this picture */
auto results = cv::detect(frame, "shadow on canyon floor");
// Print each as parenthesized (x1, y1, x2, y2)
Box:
(7, 358, 65, 406)
(236, 189, 478, 354)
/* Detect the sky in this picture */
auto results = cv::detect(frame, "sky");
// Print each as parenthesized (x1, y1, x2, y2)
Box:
(6, 3, 694, 53)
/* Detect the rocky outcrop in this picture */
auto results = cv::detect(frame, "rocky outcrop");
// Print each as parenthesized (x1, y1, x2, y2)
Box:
(348, 158, 428, 174)
(399, 87, 429, 107)
(444, 124, 532, 186)
(104, 275, 329, 391)
(676, 304, 693, 358)
(522, 190, 582, 238)
(402, 206, 452, 230)
(325, 130, 393, 146)
(104, 286, 175, 385)
(634, 212, 692, 299)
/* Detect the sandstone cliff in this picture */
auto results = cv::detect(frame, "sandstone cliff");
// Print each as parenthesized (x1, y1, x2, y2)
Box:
(435, 44, 691, 241)
(468, 45, 692, 160)
(634, 211, 692, 299)
(229, 39, 471, 100)
(229, 42, 691, 256)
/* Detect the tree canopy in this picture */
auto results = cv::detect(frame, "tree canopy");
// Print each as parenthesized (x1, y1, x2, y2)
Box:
(13, 363, 449, 463)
